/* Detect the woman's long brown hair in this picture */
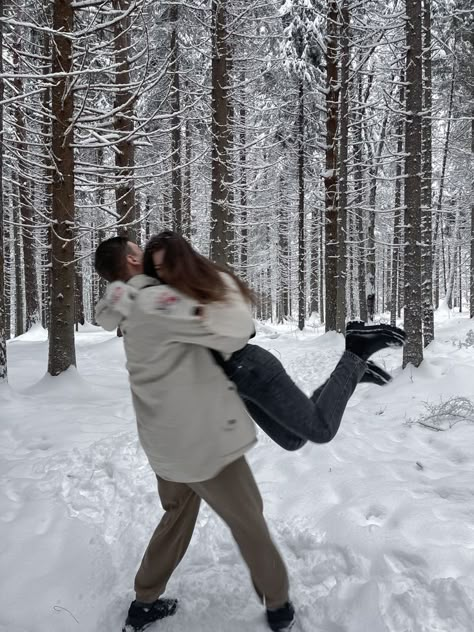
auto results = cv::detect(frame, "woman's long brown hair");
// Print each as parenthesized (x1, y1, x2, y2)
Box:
(143, 231, 255, 305)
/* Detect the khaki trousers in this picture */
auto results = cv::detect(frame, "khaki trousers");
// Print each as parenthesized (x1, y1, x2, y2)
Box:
(134, 457, 289, 609)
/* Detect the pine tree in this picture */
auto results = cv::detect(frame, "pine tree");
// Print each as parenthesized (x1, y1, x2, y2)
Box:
(48, 0, 77, 376)
(0, 0, 7, 382)
(403, 0, 424, 368)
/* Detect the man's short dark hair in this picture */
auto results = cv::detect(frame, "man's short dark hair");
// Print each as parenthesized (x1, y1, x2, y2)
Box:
(94, 236, 130, 282)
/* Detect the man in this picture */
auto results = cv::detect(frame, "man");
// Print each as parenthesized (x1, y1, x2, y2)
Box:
(94, 237, 295, 632)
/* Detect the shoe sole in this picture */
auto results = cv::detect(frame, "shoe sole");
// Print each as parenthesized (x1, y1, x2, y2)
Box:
(346, 322, 406, 342)
(346, 328, 406, 346)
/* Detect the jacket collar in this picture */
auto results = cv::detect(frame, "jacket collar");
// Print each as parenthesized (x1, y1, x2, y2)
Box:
(127, 274, 160, 290)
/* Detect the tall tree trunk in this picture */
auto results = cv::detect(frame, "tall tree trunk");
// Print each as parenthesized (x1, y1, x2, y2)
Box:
(170, 4, 182, 231)
(96, 147, 107, 300)
(48, 0, 76, 376)
(182, 117, 192, 239)
(277, 174, 289, 323)
(113, 0, 136, 241)
(403, 0, 424, 368)
(365, 98, 390, 321)
(13, 46, 40, 331)
(324, 0, 339, 331)
(210, 0, 232, 265)
(445, 207, 460, 309)
(319, 204, 325, 324)
(391, 74, 405, 327)
(336, 0, 349, 333)
(41, 28, 53, 330)
(75, 265, 85, 330)
(297, 79, 305, 331)
(354, 72, 367, 322)
(421, 0, 434, 345)
(0, 0, 6, 381)
(13, 175, 24, 337)
(239, 72, 248, 279)
(433, 47, 456, 307)
(310, 208, 319, 315)
(470, 112, 474, 319)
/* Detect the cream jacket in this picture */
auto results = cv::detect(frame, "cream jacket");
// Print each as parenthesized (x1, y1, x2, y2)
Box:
(95, 274, 256, 482)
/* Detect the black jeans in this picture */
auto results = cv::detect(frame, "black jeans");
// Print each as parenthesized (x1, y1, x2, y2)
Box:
(213, 344, 367, 451)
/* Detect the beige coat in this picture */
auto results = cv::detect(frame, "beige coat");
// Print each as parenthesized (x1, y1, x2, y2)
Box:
(95, 274, 257, 483)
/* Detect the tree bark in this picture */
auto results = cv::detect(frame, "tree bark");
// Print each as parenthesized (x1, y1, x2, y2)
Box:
(113, 0, 137, 241)
(403, 0, 424, 368)
(13, 46, 40, 331)
(41, 28, 52, 330)
(336, 0, 349, 333)
(13, 175, 24, 337)
(324, 0, 339, 332)
(0, 0, 6, 380)
(48, 0, 76, 376)
(365, 96, 390, 321)
(169, 4, 182, 231)
(421, 0, 434, 345)
(354, 71, 367, 322)
(210, 0, 232, 265)
(310, 208, 319, 315)
(297, 79, 305, 331)
(391, 74, 405, 327)
(471, 112, 474, 319)
(433, 47, 456, 308)
(182, 117, 192, 239)
(239, 72, 248, 279)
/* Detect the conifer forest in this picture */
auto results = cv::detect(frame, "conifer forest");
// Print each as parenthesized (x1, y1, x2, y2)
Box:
(0, 0, 473, 379)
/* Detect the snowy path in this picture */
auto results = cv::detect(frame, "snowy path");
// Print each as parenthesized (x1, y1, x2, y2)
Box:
(1, 315, 473, 632)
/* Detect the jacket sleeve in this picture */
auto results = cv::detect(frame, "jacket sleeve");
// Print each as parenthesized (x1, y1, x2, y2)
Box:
(95, 282, 138, 331)
(95, 297, 122, 331)
(140, 285, 253, 353)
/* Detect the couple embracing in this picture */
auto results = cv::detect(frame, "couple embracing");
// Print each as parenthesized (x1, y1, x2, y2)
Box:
(94, 231, 405, 632)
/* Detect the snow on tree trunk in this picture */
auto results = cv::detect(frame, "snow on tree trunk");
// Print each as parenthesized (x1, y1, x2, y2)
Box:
(210, 0, 233, 265)
(471, 113, 474, 319)
(403, 0, 424, 369)
(324, 0, 339, 332)
(336, 0, 349, 334)
(113, 0, 137, 243)
(297, 79, 305, 331)
(170, 4, 183, 232)
(0, 0, 7, 382)
(47, 0, 76, 377)
(13, 45, 40, 331)
(421, 0, 434, 346)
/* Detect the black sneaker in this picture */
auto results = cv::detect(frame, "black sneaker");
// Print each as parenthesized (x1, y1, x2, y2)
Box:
(346, 321, 406, 360)
(123, 598, 178, 632)
(266, 601, 295, 631)
(360, 360, 392, 386)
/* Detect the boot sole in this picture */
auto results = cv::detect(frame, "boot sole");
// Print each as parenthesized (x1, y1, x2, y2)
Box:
(346, 322, 406, 342)
(346, 329, 406, 346)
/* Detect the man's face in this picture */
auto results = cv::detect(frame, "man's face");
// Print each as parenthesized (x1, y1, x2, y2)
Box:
(126, 242, 144, 277)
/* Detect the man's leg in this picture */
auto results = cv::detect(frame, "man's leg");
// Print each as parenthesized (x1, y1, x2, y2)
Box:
(189, 457, 289, 610)
(134, 477, 201, 602)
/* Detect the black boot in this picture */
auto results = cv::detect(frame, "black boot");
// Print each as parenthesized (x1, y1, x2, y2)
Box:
(346, 321, 406, 361)
(361, 360, 392, 386)
(266, 601, 295, 631)
(123, 598, 178, 632)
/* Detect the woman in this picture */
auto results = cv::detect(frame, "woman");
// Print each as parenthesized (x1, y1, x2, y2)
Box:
(142, 231, 406, 451)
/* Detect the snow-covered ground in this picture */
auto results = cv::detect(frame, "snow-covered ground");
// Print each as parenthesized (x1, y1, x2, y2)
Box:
(1, 311, 473, 632)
